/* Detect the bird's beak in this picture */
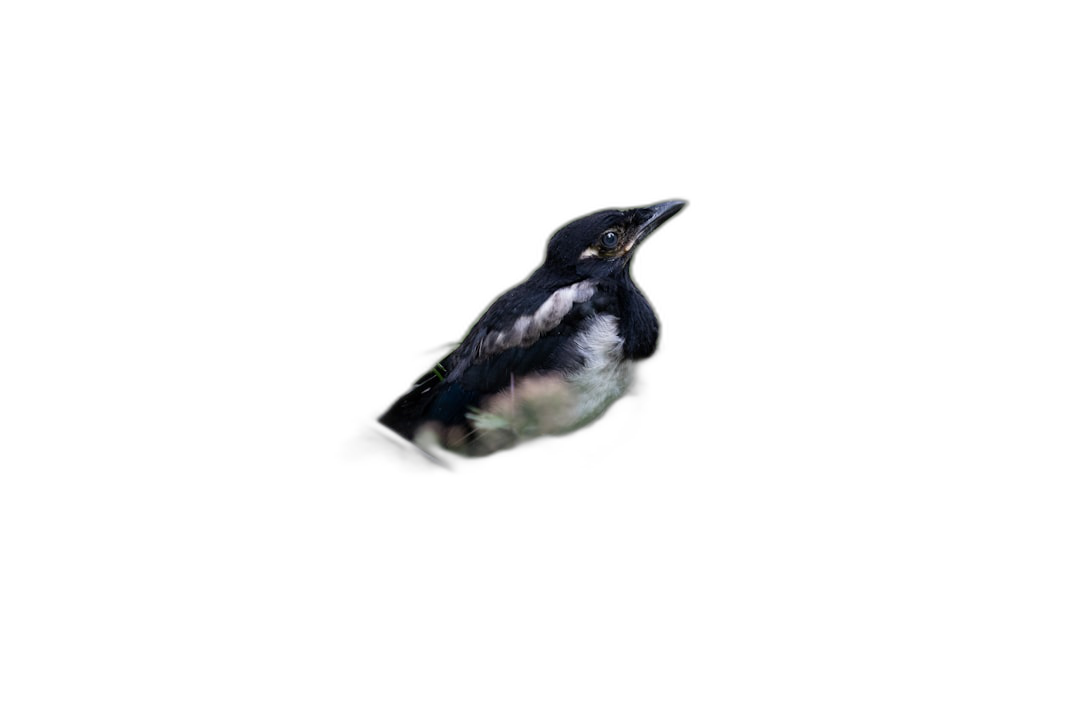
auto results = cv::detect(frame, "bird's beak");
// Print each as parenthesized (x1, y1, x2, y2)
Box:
(631, 199, 687, 247)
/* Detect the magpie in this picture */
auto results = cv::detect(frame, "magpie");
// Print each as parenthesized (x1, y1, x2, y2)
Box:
(378, 199, 687, 456)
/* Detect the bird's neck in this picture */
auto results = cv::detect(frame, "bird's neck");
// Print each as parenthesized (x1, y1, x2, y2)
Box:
(535, 262, 640, 286)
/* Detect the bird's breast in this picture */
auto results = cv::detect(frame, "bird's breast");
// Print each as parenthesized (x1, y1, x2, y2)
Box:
(563, 313, 633, 427)
(465, 313, 632, 441)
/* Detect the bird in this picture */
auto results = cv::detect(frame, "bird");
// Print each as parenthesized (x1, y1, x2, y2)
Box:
(378, 199, 687, 456)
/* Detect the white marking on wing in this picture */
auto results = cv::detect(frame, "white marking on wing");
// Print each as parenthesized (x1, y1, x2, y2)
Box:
(482, 280, 596, 356)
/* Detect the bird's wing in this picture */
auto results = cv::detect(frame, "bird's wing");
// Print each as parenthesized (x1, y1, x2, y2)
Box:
(380, 278, 613, 441)
(469, 279, 598, 364)
(430, 278, 614, 416)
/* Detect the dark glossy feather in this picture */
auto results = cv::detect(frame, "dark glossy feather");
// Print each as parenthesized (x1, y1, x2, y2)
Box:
(378, 276, 620, 445)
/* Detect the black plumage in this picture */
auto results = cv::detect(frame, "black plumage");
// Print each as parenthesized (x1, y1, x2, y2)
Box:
(379, 199, 686, 456)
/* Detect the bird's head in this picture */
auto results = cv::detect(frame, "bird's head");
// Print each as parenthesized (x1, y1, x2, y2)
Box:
(543, 200, 687, 277)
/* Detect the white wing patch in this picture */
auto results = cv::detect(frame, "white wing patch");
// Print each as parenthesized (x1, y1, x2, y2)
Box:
(481, 280, 597, 357)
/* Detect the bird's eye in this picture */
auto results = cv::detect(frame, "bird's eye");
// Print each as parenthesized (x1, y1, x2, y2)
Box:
(601, 231, 619, 249)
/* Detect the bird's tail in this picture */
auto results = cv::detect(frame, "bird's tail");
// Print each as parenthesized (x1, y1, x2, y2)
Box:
(377, 368, 443, 440)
